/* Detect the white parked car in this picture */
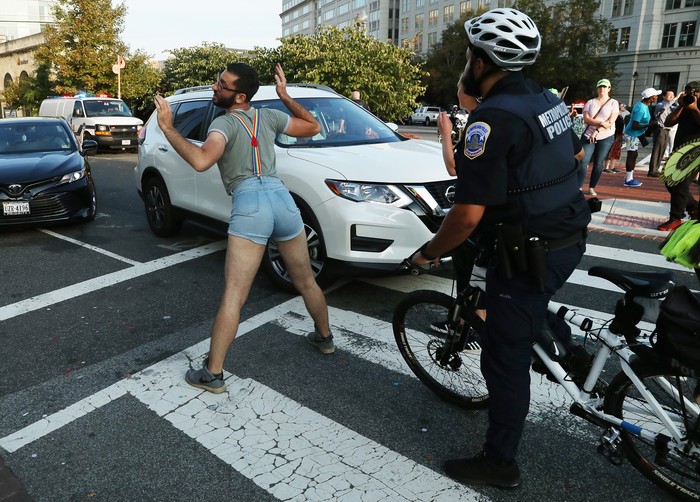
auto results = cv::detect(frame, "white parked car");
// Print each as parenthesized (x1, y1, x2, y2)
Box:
(134, 84, 455, 291)
(408, 106, 443, 126)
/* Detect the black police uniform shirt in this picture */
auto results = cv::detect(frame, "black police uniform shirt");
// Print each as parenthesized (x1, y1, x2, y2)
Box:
(454, 72, 591, 240)
(674, 106, 700, 146)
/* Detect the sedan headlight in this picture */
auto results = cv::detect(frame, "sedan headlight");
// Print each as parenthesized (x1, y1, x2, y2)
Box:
(60, 168, 86, 184)
(325, 180, 412, 207)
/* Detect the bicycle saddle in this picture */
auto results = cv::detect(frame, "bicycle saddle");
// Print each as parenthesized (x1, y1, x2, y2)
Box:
(588, 266, 674, 298)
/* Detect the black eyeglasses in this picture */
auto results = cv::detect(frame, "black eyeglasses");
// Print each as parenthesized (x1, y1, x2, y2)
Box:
(217, 78, 242, 94)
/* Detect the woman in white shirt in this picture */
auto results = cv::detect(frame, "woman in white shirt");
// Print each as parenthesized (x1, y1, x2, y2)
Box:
(577, 78, 619, 196)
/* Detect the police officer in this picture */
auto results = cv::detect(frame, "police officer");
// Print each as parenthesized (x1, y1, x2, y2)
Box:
(411, 8, 591, 488)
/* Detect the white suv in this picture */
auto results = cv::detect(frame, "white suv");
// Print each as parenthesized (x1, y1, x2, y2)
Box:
(134, 84, 454, 291)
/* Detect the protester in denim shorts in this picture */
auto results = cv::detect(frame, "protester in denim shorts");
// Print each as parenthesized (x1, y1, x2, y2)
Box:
(154, 63, 335, 394)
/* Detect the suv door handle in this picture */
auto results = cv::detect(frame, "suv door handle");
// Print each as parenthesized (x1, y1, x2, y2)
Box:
(158, 145, 168, 152)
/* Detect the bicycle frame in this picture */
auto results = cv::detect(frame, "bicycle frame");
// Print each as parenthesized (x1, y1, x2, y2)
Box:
(534, 302, 700, 451)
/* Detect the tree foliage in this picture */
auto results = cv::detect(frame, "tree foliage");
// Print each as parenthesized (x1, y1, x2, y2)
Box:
(160, 43, 237, 94)
(250, 26, 427, 121)
(422, 10, 483, 108)
(120, 50, 162, 118)
(35, 0, 128, 95)
(514, 0, 619, 103)
(423, 0, 618, 106)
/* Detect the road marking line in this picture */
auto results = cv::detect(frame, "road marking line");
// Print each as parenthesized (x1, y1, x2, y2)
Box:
(39, 229, 141, 266)
(0, 240, 227, 321)
(0, 295, 486, 501)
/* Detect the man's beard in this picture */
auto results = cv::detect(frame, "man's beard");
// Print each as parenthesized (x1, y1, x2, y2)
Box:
(213, 93, 237, 109)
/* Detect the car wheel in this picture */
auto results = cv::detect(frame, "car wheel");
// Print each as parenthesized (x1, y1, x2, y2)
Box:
(262, 210, 334, 293)
(85, 178, 97, 222)
(425, 118, 430, 126)
(142, 176, 183, 237)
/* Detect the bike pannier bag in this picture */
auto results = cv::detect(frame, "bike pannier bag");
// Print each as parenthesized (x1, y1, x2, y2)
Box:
(651, 286, 700, 375)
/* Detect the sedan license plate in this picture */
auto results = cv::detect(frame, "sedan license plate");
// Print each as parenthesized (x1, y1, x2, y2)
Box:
(3, 201, 30, 216)
(121, 140, 131, 145)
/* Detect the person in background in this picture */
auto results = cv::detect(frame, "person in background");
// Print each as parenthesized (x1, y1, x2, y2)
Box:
(622, 87, 661, 188)
(657, 83, 700, 231)
(154, 63, 335, 394)
(603, 103, 626, 174)
(412, 8, 590, 488)
(648, 89, 679, 177)
(578, 78, 619, 197)
(351, 90, 370, 111)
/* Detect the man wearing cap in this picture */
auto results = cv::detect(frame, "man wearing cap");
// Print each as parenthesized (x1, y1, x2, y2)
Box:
(657, 82, 700, 231)
(622, 87, 661, 187)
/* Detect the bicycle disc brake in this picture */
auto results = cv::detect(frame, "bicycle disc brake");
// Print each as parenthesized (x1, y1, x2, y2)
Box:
(428, 339, 463, 371)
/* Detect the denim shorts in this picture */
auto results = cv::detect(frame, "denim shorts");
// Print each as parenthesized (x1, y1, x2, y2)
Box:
(228, 176, 304, 245)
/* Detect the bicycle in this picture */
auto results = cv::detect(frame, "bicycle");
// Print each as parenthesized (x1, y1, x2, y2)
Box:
(393, 241, 700, 500)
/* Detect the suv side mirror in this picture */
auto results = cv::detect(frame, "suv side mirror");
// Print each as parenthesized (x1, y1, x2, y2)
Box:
(81, 139, 98, 156)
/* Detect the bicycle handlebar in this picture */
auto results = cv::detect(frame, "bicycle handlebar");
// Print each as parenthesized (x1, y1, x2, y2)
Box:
(397, 256, 453, 275)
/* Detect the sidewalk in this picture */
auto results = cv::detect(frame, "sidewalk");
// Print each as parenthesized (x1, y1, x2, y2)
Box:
(584, 150, 684, 241)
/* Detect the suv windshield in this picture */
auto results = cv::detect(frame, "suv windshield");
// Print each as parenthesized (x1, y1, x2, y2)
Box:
(83, 99, 133, 118)
(214, 97, 402, 147)
(0, 123, 77, 154)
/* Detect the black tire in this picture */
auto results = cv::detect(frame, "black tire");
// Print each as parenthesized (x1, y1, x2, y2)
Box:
(392, 290, 489, 409)
(407, 117, 413, 125)
(262, 211, 334, 293)
(425, 117, 430, 126)
(604, 363, 700, 500)
(85, 178, 97, 222)
(142, 176, 183, 237)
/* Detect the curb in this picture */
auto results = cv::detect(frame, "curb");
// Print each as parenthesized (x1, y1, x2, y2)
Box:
(0, 458, 31, 502)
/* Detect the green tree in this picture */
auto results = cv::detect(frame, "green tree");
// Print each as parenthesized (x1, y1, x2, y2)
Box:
(514, 0, 619, 102)
(422, 10, 483, 109)
(160, 43, 237, 94)
(251, 26, 426, 121)
(424, 0, 617, 106)
(35, 0, 128, 96)
(120, 50, 162, 118)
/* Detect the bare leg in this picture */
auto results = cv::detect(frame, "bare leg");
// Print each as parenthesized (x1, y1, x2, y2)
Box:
(207, 235, 266, 374)
(276, 231, 331, 338)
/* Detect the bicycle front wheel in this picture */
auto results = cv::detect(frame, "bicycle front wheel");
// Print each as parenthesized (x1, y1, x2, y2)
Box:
(604, 363, 700, 501)
(393, 290, 489, 409)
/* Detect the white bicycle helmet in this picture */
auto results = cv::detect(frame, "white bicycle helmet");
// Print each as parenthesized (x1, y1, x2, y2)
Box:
(464, 8, 541, 71)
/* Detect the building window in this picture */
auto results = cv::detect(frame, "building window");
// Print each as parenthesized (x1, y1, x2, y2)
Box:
(430, 0, 438, 4)
(428, 9, 438, 26)
(460, 1, 469, 14)
(338, 3, 350, 15)
(401, 17, 409, 32)
(607, 28, 619, 52)
(623, 0, 634, 16)
(612, 0, 622, 16)
(497, 0, 513, 7)
(324, 10, 334, 21)
(687, 0, 700, 6)
(416, 0, 424, 7)
(415, 13, 424, 30)
(665, 0, 682, 8)
(661, 23, 677, 48)
(619, 27, 631, 50)
(443, 5, 454, 23)
(428, 31, 438, 48)
(679, 21, 696, 47)
(416, 33, 423, 52)
(402, 0, 410, 10)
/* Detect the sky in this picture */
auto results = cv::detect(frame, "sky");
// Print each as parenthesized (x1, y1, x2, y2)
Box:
(116, 0, 283, 60)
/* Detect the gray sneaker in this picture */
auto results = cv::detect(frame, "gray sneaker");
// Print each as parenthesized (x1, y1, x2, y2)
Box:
(306, 330, 335, 354)
(185, 359, 226, 394)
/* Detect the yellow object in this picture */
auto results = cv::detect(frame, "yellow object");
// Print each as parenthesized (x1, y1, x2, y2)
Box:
(660, 220, 700, 268)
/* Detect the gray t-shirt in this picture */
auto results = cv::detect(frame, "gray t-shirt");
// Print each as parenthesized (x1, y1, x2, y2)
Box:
(208, 107, 290, 194)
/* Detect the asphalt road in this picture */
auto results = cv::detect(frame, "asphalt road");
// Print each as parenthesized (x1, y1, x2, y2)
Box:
(0, 149, 693, 501)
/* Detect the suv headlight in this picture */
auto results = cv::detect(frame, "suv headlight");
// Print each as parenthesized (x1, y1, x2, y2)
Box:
(95, 125, 111, 135)
(325, 180, 412, 207)
(59, 168, 86, 184)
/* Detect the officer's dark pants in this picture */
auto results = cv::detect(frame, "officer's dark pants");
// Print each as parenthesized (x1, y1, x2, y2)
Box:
(481, 240, 586, 464)
(666, 176, 698, 220)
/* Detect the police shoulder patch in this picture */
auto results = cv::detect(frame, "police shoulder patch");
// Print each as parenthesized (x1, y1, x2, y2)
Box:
(464, 121, 491, 159)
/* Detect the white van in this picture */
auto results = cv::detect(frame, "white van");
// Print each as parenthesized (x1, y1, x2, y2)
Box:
(39, 96, 143, 151)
